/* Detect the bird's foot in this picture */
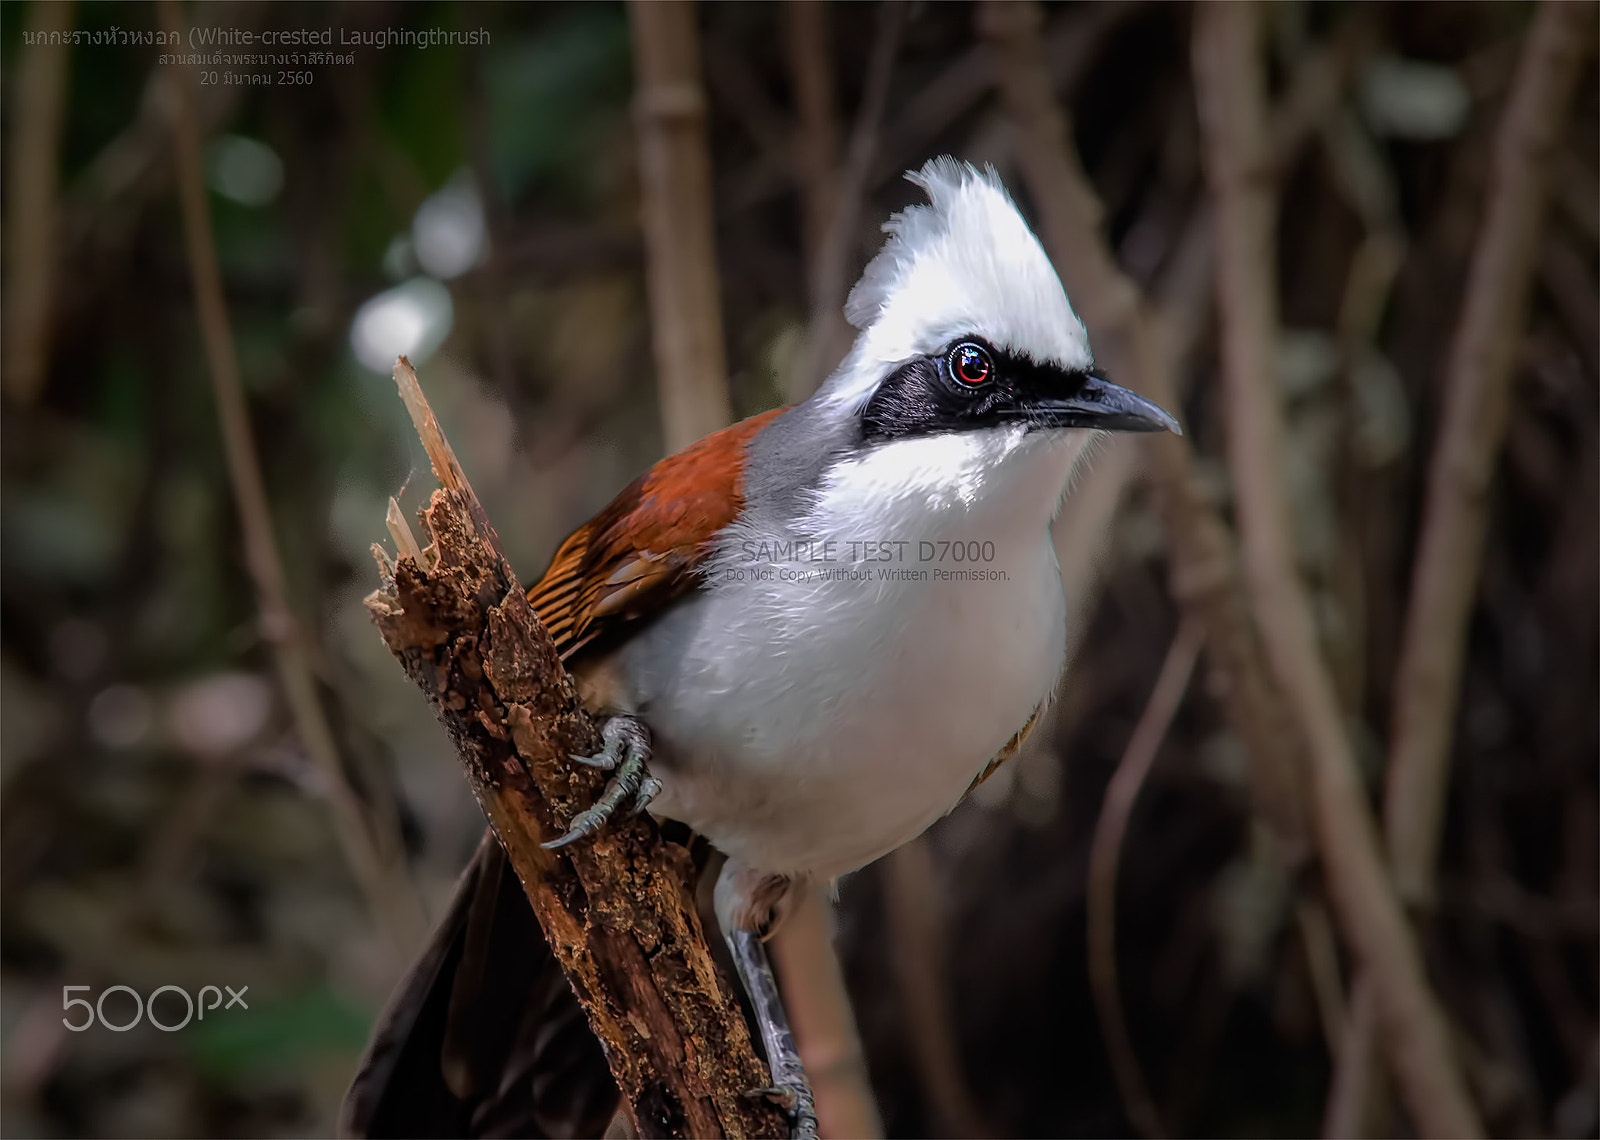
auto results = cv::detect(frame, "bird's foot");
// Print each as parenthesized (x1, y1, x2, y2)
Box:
(541, 715, 660, 850)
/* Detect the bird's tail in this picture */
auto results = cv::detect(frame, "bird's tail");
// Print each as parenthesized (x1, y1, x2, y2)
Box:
(341, 830, 621, 1139)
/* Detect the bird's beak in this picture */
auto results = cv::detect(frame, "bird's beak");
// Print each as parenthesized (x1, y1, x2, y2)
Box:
(1027, 373, 1182, 435)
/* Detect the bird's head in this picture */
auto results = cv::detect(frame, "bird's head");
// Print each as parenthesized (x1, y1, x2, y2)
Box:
(814, 158, 1179, 442)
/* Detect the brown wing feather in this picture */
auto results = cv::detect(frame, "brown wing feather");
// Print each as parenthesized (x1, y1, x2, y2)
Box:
(527, 407, 786, 660)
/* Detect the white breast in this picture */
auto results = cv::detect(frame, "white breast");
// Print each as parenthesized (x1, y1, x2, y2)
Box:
(614, 426, 1093, 881)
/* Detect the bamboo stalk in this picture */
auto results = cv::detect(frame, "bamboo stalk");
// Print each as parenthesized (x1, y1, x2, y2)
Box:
(629, 0, 734, 451)
(786, 0, 841, 273)
(3, 0, 74, 404)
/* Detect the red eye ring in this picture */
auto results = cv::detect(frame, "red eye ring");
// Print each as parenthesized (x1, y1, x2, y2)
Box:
(948, 342, 992, 386)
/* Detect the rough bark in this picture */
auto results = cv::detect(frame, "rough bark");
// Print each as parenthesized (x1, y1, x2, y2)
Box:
(366, 358, 784, 1140)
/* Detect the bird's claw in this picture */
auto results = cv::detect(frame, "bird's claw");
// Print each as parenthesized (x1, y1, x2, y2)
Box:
(542, 716, 656, 850)
(568, 751, 615, 769)
(743, 1085, 817, 1139)
(632, 774, 664, 815)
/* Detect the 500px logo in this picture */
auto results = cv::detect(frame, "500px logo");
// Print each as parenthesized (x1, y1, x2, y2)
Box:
(62, 984, 248, 1032)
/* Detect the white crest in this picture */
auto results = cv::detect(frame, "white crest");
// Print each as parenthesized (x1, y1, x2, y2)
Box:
(815, 158, 1094, 412)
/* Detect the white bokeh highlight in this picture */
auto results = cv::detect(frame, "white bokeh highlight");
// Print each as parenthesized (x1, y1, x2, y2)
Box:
(349, 277, 455, 373)
(412, 177, 486, 279)
(207, 135, 285, 207)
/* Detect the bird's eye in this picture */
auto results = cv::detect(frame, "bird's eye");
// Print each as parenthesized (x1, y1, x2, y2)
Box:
(947, 342, 992, 387)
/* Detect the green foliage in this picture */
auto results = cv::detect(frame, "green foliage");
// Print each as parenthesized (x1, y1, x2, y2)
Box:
(486, 6, 631, 206)
(188, 985, 373, 1081)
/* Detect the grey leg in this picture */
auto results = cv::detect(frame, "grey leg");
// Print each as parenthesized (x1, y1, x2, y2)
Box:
(715, 862, 818, 1140)
(726, 928, 819, 1140)
(542, 716, 662, 850)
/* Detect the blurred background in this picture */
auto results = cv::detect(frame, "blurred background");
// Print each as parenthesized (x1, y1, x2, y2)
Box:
(1, 1, 1595, 1137)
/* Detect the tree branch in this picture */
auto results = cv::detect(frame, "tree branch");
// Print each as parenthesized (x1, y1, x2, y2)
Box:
(1190, 4, 1481, 1136)
(367, 357, 785, 1140)
(771, 9, 893, 1129)
(1323, 980, 1389, 1139)
(635, 7, 883, 1132)
(875, 2, 1138, 193)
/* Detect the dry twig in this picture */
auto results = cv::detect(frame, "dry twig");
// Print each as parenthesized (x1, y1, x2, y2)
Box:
(1266, 11, 1377, 177)
(1384, 0, 1594, 911)
(1050, 9, 1370, 677)
(158, 0, 426, 957)
(1323, 980, 1389, 1140)
(1087, 619, 1204, 1140)
(983, 14, 1393, 1126)
(795, 0, 908, 397)
(367, 358, 785, 1140)
(980, 0, 1308, 867)
(629, 0, 734, 450)
(637, 6, 884, 1129)
(1191, 4, 1481, 1135)
(1329, 7, 1593, 1133)
(874, 2, 1136, 193)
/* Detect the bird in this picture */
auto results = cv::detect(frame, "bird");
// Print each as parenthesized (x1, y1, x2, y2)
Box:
(342, 157, 1179, 1139)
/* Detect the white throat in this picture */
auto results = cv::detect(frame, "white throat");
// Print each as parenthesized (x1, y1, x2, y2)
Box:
(796, 424, 1090, 547)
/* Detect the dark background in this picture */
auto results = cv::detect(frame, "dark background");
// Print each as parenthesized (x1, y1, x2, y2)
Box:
(1, 2, 1595, 1137)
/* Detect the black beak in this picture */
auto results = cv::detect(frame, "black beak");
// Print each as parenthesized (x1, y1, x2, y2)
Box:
(1027, 373, 1182, 435)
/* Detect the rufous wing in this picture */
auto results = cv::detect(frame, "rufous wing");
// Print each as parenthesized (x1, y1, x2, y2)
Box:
(527, 407, 786, 660)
